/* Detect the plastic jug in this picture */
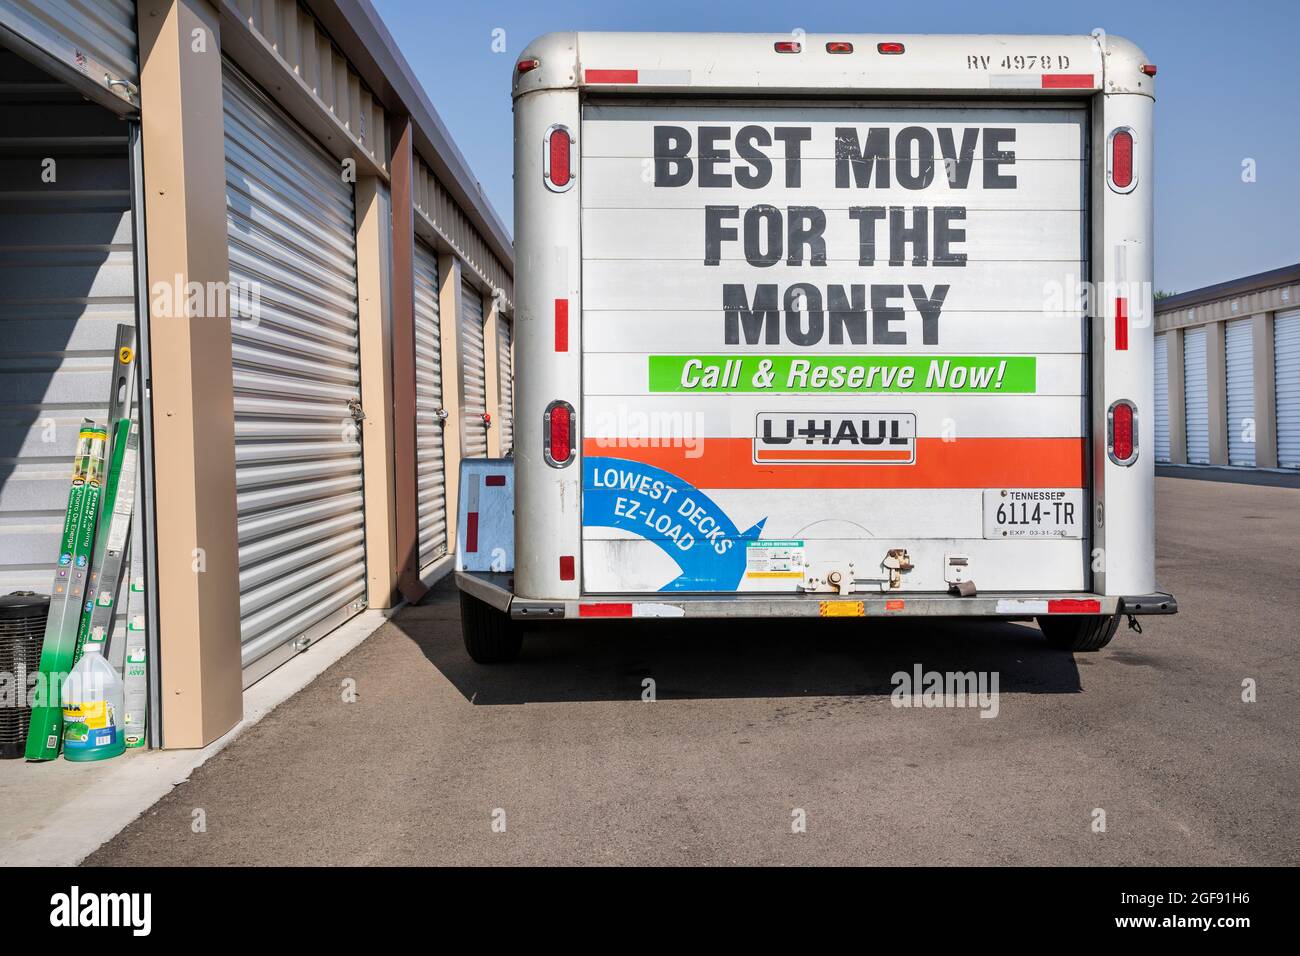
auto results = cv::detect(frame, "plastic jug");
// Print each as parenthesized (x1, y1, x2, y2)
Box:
(61, 642, 125, 761)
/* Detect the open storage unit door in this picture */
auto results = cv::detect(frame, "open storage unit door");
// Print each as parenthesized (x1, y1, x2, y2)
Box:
(1276, 309, 1300, 468)
(223, 62, 367, 686)
(0, 47, 147, 646)
(579, 102, 1091, 594)
(1224, 319, 1254, 466)
(497, 314, 514, 455)
(1153, 332, 1170, 463)
(413, 239, 448, 569)
(1182, 326, 1210, 465)
(459, 276, 489, 458)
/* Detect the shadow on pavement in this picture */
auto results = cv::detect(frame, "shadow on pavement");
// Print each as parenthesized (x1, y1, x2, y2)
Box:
(393, 577, 1083, 705)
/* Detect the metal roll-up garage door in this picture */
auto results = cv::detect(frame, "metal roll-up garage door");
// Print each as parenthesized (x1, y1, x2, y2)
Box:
(1224, 319, 1255, 466)
(0, 0, 138, 112)
(459, 277, 488, 458)
(1276, 310, 1300, 468)
(413, 240, 447, 568)
(1153, 332, 1170, 463)
(497, 315, 514, 455)
(1183, 326, 1210, 465)
(223, 62, 366, 685)
(0, 48, 140, 614)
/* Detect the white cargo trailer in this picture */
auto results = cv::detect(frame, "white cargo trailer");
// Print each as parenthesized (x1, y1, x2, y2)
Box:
(456, 31, 1176, 662)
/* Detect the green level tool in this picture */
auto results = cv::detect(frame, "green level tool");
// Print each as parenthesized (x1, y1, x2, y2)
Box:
(25, 421, 107, 760)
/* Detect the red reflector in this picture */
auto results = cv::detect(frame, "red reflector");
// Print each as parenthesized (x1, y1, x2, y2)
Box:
(585, 69, 637, 84)
(1047, 599, 1102, 614)
(485, 474, 505, 487)
(1041, 73, 1094, 88)
(548, 129, 570, 188)
(546, 400, 573, 466)
(559, 555, 575, 581)
(1110, 401, 1135, 464)
(1140, 64, 1157, 77)
(554, 298, 568, 352)
(1111, 129, 1134, 189)
(517, 58, 540, 74)
(826, 41, 853, 53)
(877, 42, 905, 54)
(465, 512, 479, 553)
(774, 41, 801, 53)
(1114, 297, 1129, 351)
(580, 603, 633, 618)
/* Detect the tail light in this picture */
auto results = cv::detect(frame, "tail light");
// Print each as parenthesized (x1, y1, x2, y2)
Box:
(517, 58, 540, 74)
(774, 40, 801, 53)
(877, 42, 905, 54)
(1107, 127, 1136, 193)
(544, 400, 574, 467)
(543, 124, 573, 193)
(826, 42, 854, 53)
(1108, 399, 1138, 465)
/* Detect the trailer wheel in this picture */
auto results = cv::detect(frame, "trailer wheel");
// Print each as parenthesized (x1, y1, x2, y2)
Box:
(460, 591, 523, 663)
(1036, 613, 1121, 652)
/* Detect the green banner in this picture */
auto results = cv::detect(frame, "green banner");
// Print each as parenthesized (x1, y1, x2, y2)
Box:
(648, 355, 1037, 393)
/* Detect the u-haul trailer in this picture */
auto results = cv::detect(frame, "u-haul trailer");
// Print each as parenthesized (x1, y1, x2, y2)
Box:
(455, 31, 1176, 663)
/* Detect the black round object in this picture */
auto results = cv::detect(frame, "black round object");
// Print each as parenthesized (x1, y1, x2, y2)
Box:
(0, 591, 50, 758)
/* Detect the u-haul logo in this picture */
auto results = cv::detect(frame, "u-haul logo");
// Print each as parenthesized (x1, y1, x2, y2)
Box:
(754, 412, 917, 464)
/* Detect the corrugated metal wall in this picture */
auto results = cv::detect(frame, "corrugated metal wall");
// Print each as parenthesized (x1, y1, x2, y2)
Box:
(0, 50, 139, 646)
(458, 276, 488, 459)
(1224, 319, 1255, 467)
(1276, 310, 1300, 468)
(413, 156, 512, 310)
(413, 239, 447, 568)
(228, 0, 388, 174)
(0, 0, 137, 108)
(497, 315, 513, 455)
(223, 62, 367, 685)
(1153, 332, 1170, 463)
(1183, 326, 1210, 465)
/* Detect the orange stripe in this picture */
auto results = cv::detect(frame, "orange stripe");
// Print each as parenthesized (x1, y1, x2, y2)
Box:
(756, 448, 914, 462)
(584, 437, 1085, 489)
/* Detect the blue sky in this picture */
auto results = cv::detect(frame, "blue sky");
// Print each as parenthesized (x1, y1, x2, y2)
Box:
(374, 0, 1299, 294)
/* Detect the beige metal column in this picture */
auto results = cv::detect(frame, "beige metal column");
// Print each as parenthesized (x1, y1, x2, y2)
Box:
(137, 0, 242, 747)
(1206, 320, 1228, 465)
(437, 253, 464, 553)
(354, 176, 399, 608)
(1253, 312, 1279, 468)
(483, 283, 502, 458)
(1168, 328, 1187, 464)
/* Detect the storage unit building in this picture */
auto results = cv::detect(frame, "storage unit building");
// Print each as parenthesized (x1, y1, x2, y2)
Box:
(1155, 264, 1300, 472)
(0, 0, 514, 751)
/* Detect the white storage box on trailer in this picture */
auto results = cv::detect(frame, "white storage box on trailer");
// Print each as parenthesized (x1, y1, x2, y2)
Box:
(455, 31, 1176, 662)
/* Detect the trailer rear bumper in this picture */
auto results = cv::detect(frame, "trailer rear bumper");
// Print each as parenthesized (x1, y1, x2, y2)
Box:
(456, 571, 1177, 621)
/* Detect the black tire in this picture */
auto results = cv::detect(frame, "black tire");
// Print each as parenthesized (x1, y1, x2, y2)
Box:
(460, 590, 524, 663)
(1036, 613, 1121, 652)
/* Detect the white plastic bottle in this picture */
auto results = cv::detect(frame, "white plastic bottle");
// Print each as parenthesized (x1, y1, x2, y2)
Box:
(61, 642, 125, 761)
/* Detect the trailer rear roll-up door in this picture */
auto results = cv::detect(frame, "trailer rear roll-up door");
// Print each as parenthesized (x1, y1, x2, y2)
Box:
(223, 62, 367, 685)
(459, 277, 489, 459)
(414, 240, 448, 567)
(1183, 326, 1210, 465)
(1153, 332, 1170, 463)
(579, 103, 1090, 594)
(1224, 319, 1255, 467)
(1275, 310, 1300, 468)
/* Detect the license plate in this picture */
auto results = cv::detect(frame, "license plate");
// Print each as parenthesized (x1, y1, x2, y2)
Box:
(983, 488, 1084, 539)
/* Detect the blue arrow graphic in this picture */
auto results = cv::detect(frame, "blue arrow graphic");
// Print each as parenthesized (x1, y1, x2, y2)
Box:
(583, 456, 765, 592)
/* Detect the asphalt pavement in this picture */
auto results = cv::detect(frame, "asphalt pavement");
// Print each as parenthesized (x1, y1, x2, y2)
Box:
(87, 475, 1299, 866)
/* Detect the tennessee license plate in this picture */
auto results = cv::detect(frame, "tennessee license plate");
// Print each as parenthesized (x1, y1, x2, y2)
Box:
(983, 488, 1084, 539)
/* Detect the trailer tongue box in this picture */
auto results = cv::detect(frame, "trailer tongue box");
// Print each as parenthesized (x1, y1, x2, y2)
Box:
(456, 33, 1175, 660)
